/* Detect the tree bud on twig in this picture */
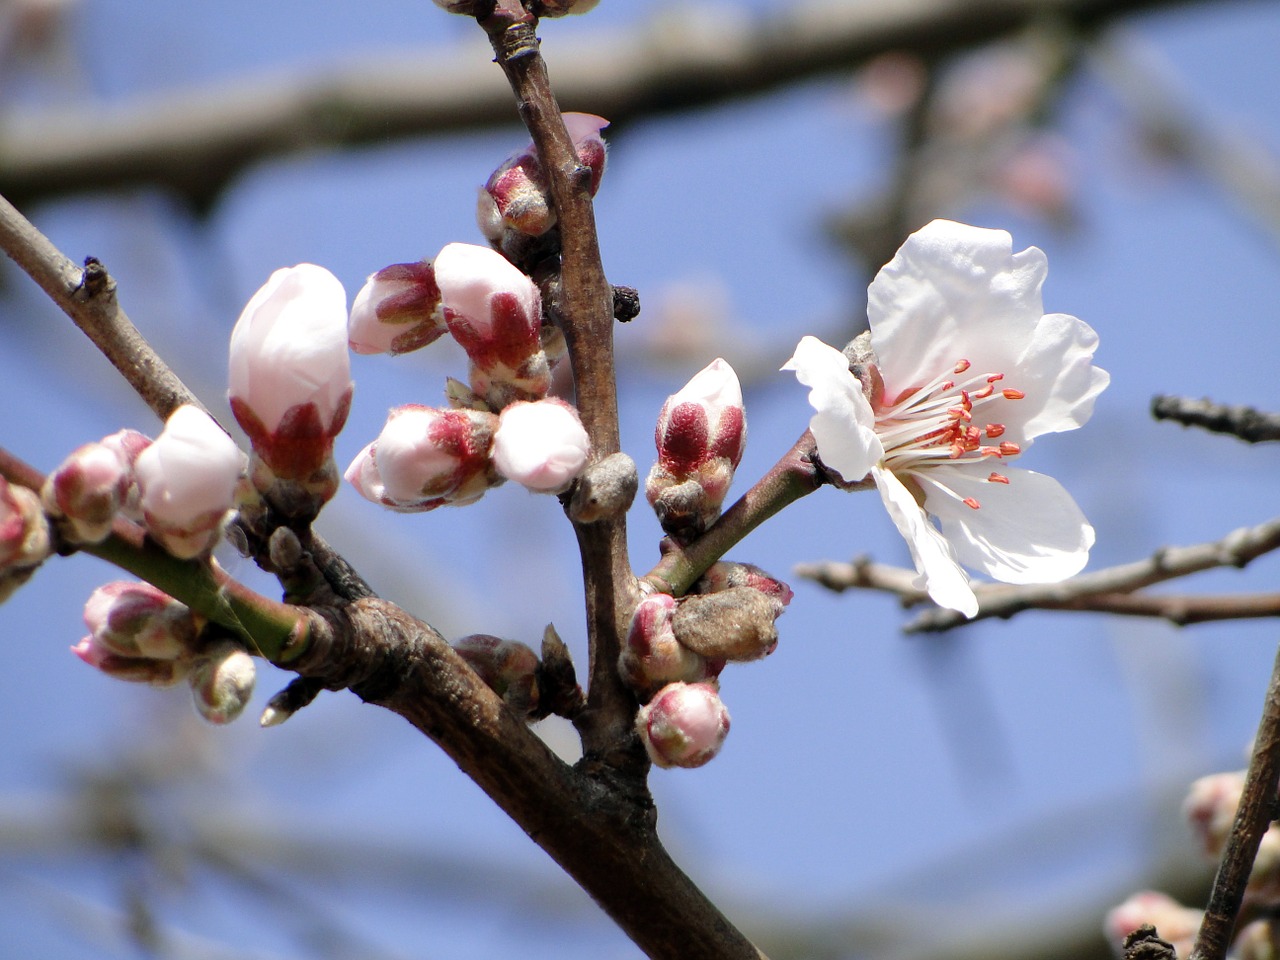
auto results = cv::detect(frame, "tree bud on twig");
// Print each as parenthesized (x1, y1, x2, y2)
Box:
(636, 682, 731, 770)
(491, 398, 590, 494)
(453, 634, 541, 720)
(646, 358, 746, 541)
(348, 260, 445, 356)
(1234, 920, 1280, 960)
(620, 593, 720, 697)
(99, 428, 152, 521)
(1103, 892, 1200, 959)
(691, 560, 794, 606)
(1184, 770, 1244, 858)
(672, 587, 783, 662)
(346, 405, 499, 512)
(82, 581, 197, 660)
(0, 477, 52, 603)
(569, 452, 637, 523)
(134, 405, 243, 559)
(71, 637, 190, 686)
(189, 640, 257, 725)
(41, 441, 130, 544)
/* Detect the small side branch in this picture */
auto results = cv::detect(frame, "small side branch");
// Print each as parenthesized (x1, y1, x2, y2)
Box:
(1152, 395, 1280, 444)
(796, 516, 1280, 632)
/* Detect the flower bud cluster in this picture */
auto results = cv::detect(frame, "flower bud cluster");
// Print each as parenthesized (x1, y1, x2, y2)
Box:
(0, 477, 53, 603)
(1184, 769, 1280, 904)
(477, 113, 608, 264)
(346, 116, 612, 512)
(646, 359, 746, 542)
(622, 562, 791, 769)
(74, 582, 256, 723)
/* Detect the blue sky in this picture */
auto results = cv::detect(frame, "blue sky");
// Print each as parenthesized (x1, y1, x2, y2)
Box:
(3, 1, 1280, 957)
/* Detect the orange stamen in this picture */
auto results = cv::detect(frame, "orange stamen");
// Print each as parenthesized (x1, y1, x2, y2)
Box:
(987, 472, 1010, 484)
(1002, 389, 1025, 400)
(963, 497, 981, 510)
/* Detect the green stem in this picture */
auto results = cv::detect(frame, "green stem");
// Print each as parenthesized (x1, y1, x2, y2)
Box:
(645, 431, 824, 596)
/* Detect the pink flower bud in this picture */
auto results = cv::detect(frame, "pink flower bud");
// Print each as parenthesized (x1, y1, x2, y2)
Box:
(491, 398, 590, 494)
(41, 441, 130, 543)
(229, 264, 353, 485)
(83, 581, 197, 659)
(646, 358, 746, 540)
(435, 242, 543, 379)
(71, 636, 190, 685)
(100, 428, 152, 521)
(693, 560, 794, 606)
(345, 405, 498, 511)
(135, 405, 243, 559)
(478, 113, 609, 256)
(1184, 770, 1244, 858)
(636, 681, 731, 770)
(0, 478, 52, 602)
(348, 260, 445, 356)
(619, 593, 719, 697)
(453, 634, 541, 720)
(1103, 891, 1200, 958)
(189, 641, 256, 725)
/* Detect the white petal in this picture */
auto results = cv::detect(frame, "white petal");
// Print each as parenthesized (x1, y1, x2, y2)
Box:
(917, 465, 1094, 584)
(670, 357, 742, 413)
(433, 242, 539, 338)
(136, 406, 242, 524)
(1007, 312, 1110, 441)
(867, 220, 1046, 394)
(782, 337, 883, 483)
(872, 465, 978, 617)
(492, 400, 590, 493)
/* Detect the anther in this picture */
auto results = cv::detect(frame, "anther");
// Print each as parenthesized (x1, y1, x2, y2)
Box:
(987, 472, 1010, 484)
(1001, 389, 1025, 400)
(985, 424, 1005, 438)
(953, 359, 971, 374)
(963, 497, 981, 509)
(998, 441, 1021, 456)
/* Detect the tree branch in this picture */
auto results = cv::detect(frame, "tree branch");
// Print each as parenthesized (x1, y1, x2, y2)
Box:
(0, 0, 1216, 208)
(1189, 641, 1280, 960)
(795, 516, 1280, 632)
(1152, 394, 1280, 444)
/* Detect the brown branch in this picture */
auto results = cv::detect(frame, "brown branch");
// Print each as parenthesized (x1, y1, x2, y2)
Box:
(1152, 395, 1280, 444)
(795, 516, 1280, 632)
(1189, 640, 1280, 960)
(0, 0, 1217, 208)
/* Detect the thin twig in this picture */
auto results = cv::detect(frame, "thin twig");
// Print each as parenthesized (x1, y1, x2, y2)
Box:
(1153, 395, 1280, 444)
(795, 516, 1280, 632)
(1188, 640, 1280, 960)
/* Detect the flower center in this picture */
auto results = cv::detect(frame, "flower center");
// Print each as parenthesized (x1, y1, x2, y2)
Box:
(873, 358, 1025, 509)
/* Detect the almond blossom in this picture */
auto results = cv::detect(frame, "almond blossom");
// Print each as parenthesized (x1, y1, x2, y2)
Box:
(783, 219, 1108, 617)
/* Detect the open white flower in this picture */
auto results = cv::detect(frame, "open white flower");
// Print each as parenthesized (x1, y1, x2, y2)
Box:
(783, 219, 1109, 617)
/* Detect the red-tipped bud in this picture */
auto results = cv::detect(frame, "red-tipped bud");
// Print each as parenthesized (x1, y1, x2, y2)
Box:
(453, 634, 541, 720)
(345, 405, 499, 512)
(189, 641, 256, 725)
(0, 478, 52, 603)
(1103, 891, 1200, 958)
(646, 358, 746, 540)
(478, 113, 609, 258)
(71, 636, 190, 686)
(491, 398, 590, 494)
(42, 441, 130, 544)
(1184, 770, 1244, 858)
(692, 561, 794, 606)
(671, 587, 782, 662)
(348, 260, 445, 356)
(134, 405, 243, 559)
(83, 581, 197, 660)
(229, 265, 352, 517)
(619, 594, 718, 697)
(636, 682, 730, 770)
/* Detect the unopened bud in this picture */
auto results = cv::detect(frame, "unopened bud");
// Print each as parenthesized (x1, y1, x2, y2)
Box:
(671, 587, 782, 662)
(569, 452, 637, 522)
(349, 260, 446, 355)
(1235, 920, 1280, 960)
(0, 478, 52, 602)
(229, 265, 353, 516)
(491, 398, 590, 494)
(478, 113, 608, 260)
(453, 634, 541, 720)
(99, 429, 152, 521)
(636, 681, 730, 769)
(620, 593, 719, 697)
(345, 405, 499, 511)
(692, 561, 794, 606)
(190, 641, 257, 725)
(646, 358, 746, 540)
(42, 442, 130, 544)
(134, 405, 243, 559)
(83, 581, 196, 659)
(1103, 892, 1200, 959)
(1184, 770, 1244, 858)
(71, 636, 190, 685)
(533, 0, 601, 18)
